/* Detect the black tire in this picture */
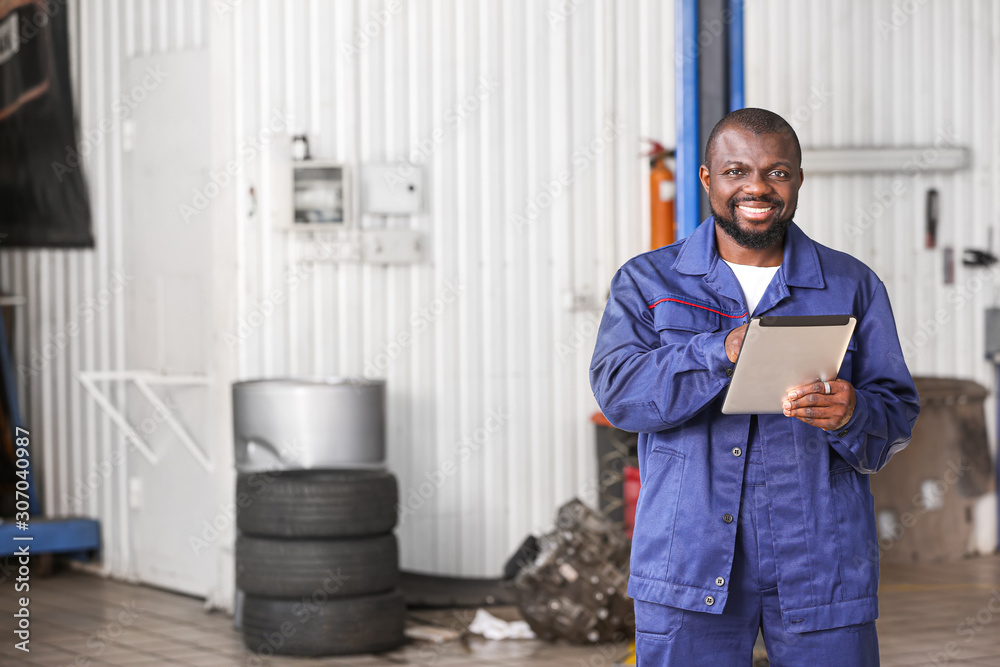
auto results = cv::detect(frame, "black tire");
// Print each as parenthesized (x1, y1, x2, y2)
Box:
(237, 469, 398, 538)
(242, 589, 406, 656)
(237, 534, 399, 598)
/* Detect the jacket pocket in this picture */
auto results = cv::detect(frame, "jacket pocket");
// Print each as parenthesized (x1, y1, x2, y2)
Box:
(634, 598, 686, 640)
(649, 298, 725, 347)
(632, 448, 685, 581)
(831, 467, 878, 600)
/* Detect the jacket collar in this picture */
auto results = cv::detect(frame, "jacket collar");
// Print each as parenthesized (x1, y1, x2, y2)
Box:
(671, 217, 825, 290)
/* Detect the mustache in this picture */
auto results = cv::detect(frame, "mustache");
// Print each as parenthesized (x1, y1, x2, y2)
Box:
(731, 195, 783, 207)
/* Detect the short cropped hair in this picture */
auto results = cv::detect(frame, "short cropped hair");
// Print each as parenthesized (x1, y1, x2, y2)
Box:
(703, 108, 801, 169)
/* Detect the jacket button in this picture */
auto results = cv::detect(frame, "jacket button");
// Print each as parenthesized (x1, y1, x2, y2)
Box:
(725, 368, 734, 377)
(723, 514, 733, 524)
(838, 428, 849, 437)
(705, 595, 715, 606)
(732, 447, 742, 457)
(715, 577, 725, 586)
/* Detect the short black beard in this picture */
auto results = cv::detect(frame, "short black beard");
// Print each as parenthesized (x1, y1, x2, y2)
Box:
(711, 199, 795, 250)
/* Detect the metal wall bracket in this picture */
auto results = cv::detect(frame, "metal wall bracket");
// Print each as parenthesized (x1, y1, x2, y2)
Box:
(77, 371, 213, 472)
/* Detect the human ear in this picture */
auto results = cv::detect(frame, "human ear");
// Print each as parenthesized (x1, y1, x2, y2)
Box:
(699, 165, 711, 194)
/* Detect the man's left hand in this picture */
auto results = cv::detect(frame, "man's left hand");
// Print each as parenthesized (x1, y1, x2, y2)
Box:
(783, 379, 856, 431)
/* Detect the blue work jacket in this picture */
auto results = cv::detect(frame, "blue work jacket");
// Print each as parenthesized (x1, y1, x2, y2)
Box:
(590, 218, 920, 634)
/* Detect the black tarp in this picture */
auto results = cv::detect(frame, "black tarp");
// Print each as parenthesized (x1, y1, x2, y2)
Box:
(0, 0, 92, 247)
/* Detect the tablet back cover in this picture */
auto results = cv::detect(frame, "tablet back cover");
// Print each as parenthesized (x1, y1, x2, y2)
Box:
(721, 315, 856, 414)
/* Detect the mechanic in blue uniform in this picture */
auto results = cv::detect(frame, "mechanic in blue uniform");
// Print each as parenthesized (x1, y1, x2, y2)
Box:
(590, 108, 920, 666)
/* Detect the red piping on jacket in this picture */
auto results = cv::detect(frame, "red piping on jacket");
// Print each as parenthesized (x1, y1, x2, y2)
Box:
(647, 297, 746, 319)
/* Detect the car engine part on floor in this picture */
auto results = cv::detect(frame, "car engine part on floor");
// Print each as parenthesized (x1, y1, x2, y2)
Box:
(513, 498, 634, 644)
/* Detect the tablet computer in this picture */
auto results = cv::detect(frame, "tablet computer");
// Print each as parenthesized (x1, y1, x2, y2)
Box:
(721, 315, 857, 415)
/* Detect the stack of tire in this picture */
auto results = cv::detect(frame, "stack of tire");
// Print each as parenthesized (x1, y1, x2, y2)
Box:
(235, 468, 405, 656)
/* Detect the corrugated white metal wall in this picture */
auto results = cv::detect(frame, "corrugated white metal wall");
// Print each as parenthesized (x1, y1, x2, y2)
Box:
(2, 0, 674, 597)
(227, 0, 675, 576)
(745, 0, 1000, 552)
(7, 0, 997, 599)
(9, 0, 998, 600)
(0, 0, 209, 586)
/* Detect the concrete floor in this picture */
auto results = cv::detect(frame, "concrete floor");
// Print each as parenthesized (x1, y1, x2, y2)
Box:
(0, 554, 998, 666)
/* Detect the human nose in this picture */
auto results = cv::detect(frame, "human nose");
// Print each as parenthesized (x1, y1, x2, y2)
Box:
(742, 171, 772, 196)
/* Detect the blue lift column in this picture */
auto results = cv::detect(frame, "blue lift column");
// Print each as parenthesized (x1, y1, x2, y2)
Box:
(674, 0, 701, 240)
(0, 292, 100, 559)
(675, 0, 745, 240)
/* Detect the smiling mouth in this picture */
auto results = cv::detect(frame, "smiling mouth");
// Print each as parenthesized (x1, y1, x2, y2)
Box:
(735, 202, 778, 221)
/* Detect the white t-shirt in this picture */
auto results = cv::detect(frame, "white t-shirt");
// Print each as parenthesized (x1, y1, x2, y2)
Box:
(723, 260, 780, 315)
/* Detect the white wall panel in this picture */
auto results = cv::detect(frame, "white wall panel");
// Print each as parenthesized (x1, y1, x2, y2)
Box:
(227, 0, 675, 576)
(21, 0, 997, 599)
(0, 0, 212, 590)
(6, 0, 674, 595)
(746, 0, 1000, 553)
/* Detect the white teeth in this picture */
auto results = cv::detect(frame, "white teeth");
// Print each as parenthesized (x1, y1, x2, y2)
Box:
(738, 205, 773, 213)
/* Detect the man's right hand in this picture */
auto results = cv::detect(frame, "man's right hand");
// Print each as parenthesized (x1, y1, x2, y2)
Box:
(725, 323, 749, 363)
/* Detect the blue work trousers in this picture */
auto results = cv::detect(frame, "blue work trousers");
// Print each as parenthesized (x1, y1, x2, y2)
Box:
(634, 430, 880, 666)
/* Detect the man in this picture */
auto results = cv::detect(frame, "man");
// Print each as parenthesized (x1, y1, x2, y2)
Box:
(590, 108, 919, 666)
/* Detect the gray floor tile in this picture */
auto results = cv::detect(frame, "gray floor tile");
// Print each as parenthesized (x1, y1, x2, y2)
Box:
(2, 554, 1000, 665)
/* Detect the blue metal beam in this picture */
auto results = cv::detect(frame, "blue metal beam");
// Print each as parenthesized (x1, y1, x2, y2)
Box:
(728, 0, 745, 112)
(0, 295, 37, 515)
(0, 518, 100, 557)
(675, 0, 701, 239)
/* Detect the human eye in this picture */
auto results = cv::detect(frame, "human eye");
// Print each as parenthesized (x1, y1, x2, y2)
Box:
(724, 168, 742, 176)
(770, 169, 789, 178)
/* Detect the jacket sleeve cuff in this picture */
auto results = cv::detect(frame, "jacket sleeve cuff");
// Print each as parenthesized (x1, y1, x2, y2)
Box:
(695, 328, 738, 381)
(825, 389, 870, 470)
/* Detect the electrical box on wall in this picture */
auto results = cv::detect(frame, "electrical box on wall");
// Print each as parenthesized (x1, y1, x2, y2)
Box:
(362, 163, 423, 215)
(284, 157, 426, 264)
(293, 161, 350, 226)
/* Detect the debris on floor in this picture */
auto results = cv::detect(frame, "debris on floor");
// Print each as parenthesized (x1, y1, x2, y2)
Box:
(403, 623, 463, 644)
(467, 608, 537, 640)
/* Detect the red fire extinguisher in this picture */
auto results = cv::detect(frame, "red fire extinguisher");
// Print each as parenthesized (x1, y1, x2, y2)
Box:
(644, 139, 676, 250)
